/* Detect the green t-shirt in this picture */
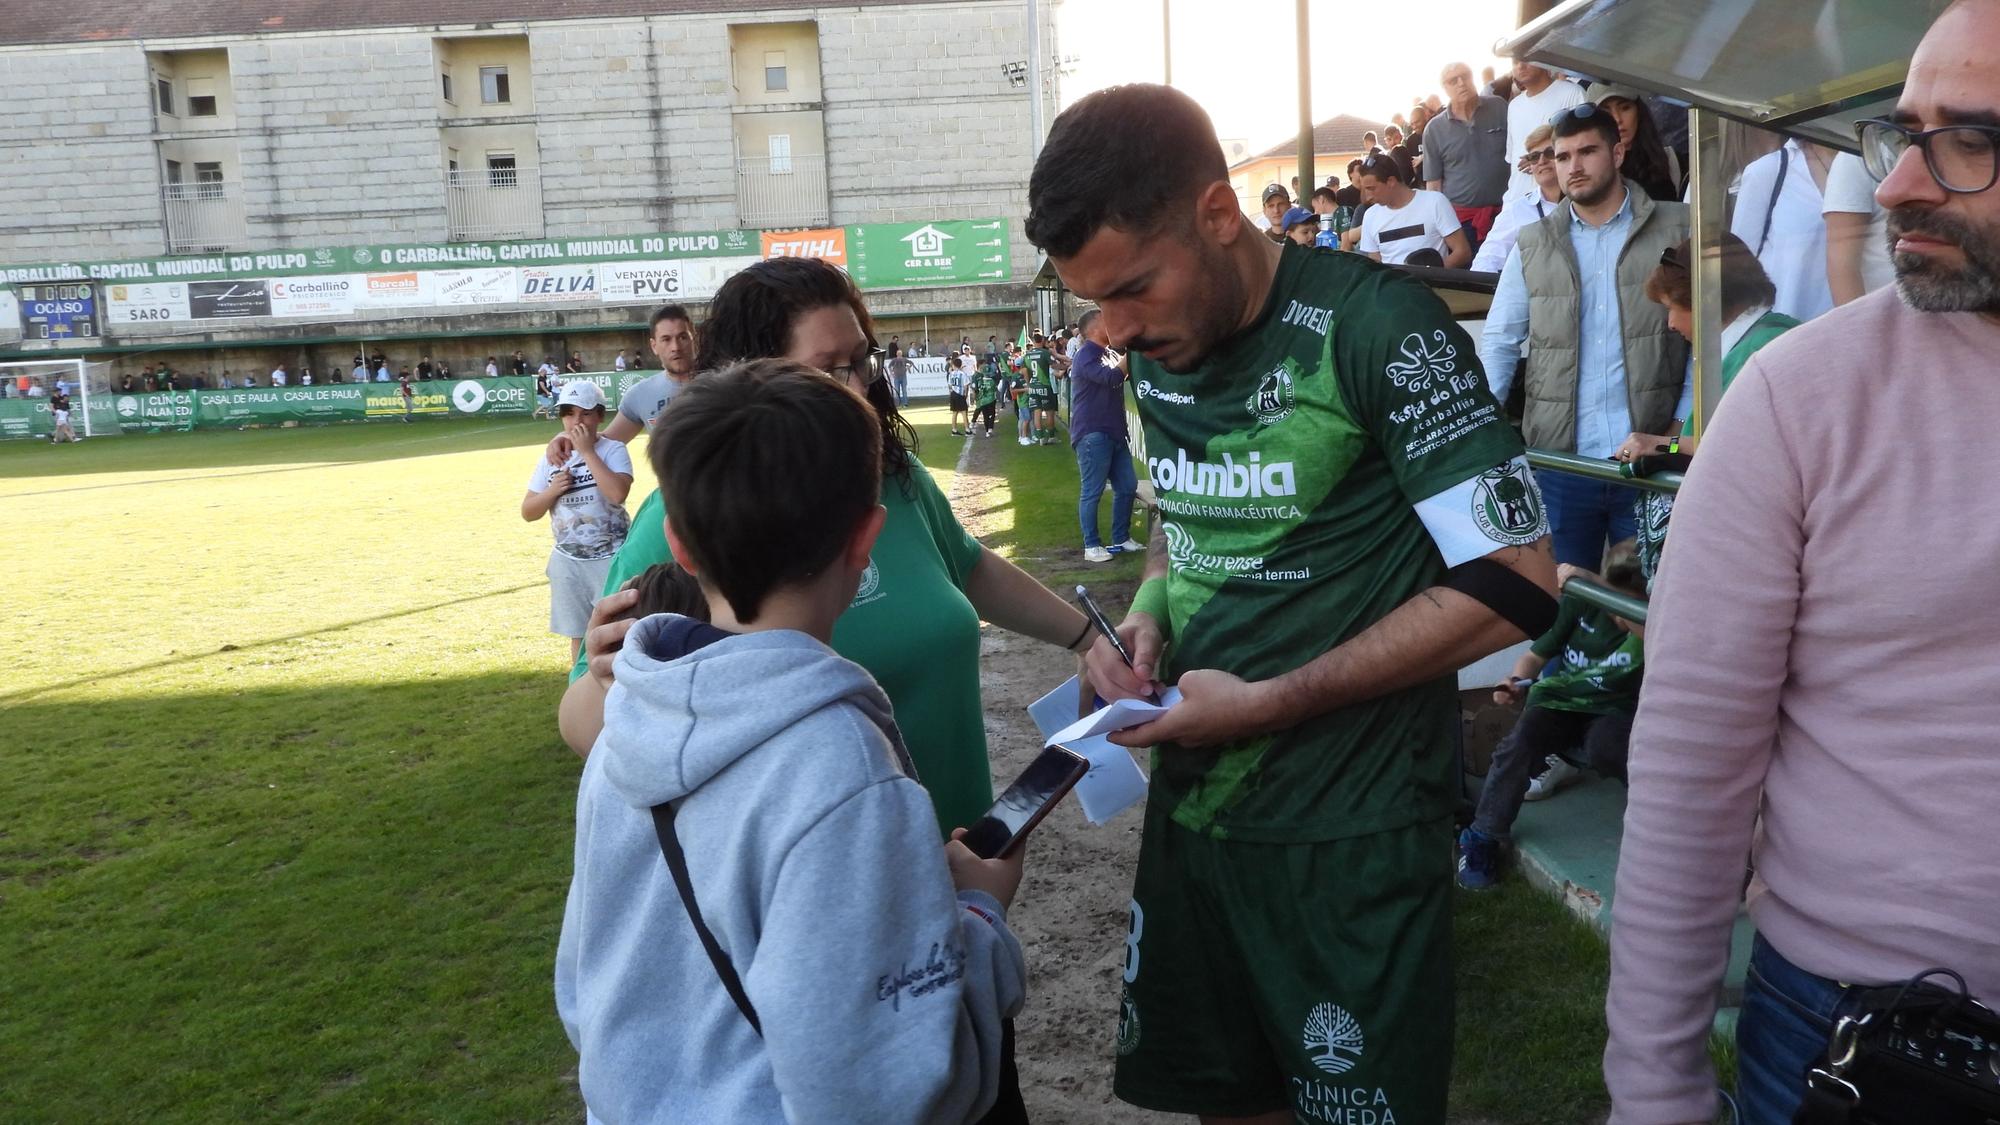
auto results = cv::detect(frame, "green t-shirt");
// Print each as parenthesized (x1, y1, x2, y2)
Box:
(974, 372, 997, 408)
(1681, 310, 1801, 436)
(1023, 347, 1054, 390)
(1139, 244, 1539, 842)
(1526, 601, 1643, 715)
(572, 456, 994, 835)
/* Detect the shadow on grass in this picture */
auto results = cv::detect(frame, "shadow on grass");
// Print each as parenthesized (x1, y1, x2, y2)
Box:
(1, 671, 584, 1124)
(1, 580, 544, 705)
(0, 416, 556, 486)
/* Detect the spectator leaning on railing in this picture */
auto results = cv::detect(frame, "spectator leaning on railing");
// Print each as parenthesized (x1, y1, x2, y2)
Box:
(1479, 103, 1689, 569)
(1604, 4, 2000, 1120)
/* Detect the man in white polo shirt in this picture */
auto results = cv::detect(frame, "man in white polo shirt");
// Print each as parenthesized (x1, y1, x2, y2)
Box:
(1357, 152, 1470, 267)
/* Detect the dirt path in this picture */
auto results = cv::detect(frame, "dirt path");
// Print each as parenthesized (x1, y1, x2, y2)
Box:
(944, 430, 1167, 1124)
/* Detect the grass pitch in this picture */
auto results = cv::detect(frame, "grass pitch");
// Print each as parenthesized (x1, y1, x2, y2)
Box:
(3, 407, 1617, 1124)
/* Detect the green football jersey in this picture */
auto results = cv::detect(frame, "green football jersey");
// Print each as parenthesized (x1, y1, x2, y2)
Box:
(1528, 602, 1644, 716)
(1138, 244, 1542, 842)
(974, 371, 997, 408)
(1024, 347, 1054, 389)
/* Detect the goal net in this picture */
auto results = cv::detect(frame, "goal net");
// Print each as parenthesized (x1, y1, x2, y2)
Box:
(0, 358, 120, 440)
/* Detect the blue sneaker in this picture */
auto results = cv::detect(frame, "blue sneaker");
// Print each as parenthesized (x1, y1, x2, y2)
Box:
(1456, 827, 1503, 890)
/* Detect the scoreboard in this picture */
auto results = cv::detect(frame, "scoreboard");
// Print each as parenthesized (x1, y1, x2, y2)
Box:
(16, 282, 98, 340)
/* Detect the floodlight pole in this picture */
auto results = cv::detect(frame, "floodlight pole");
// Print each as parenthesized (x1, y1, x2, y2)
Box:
(1163, 0, 1172, 85)
(1295, 0, 1313, 196)
(1028, 0, 1044, 159)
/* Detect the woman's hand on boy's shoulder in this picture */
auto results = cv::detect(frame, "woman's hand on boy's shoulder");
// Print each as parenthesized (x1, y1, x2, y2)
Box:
(583, 588, 641, 689)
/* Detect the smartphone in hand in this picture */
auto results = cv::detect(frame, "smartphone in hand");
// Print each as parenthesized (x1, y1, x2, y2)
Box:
(959, 745, 1090, 859)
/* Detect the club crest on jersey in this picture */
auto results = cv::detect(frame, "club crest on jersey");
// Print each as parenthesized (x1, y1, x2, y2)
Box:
(1472, 461, 1546, 545)
(1384, 329, 1459, 393)
(1247, 363, 1297, 426)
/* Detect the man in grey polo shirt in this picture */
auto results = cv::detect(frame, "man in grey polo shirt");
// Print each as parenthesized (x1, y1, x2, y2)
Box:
(1424, 61, 1512, 249)
(605, 304, 698, 443)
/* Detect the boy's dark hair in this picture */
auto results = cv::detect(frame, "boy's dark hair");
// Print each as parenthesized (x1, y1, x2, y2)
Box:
(624, 561, 710, 621)
(1601, 539, 1647, 598)
(649, 304, 693, 334)
(1311, 186, 1339, 206)
(695, 257, 915, 490)
(1026, 83, 1229, 258)
(1553, 104, 1621, 151)
(652, 359, 882, 624)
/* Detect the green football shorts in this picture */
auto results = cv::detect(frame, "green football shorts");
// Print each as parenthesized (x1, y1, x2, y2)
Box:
(1112, 799, 1455, 1123)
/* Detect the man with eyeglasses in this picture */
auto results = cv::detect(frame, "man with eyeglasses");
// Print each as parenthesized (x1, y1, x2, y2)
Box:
(1602, 5, 2000, 1123)
(1478, 102, 1689, 568)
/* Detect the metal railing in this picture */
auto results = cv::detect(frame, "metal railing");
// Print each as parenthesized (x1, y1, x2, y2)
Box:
(1527, 446, 1680, 626)
(444, 167, 545, 241)
(736, 154, 829, 229)
(162, 181, 247, 253)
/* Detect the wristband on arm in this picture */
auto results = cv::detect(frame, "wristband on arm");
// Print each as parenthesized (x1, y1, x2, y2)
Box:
(1129, 576, 1169, 625)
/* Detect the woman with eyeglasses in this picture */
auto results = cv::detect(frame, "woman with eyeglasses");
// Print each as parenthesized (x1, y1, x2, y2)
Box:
(561, 256, 1094, 830)
(1472, 122, 1568, 273)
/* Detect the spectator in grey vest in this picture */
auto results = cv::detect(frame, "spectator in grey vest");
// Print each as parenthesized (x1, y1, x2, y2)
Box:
(1478, 103, 1689, 569)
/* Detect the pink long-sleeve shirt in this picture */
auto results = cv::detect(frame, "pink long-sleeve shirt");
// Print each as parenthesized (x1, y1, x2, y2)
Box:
(1603, 286, 2000, 1123)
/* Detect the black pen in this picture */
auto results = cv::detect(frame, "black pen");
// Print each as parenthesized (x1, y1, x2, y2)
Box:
(1075, 584, 1159, 704)
(1074, 584, 1133, 666)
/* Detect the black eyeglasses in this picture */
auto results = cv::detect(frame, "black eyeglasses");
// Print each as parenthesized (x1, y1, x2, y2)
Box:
(1548, 103, 1612, 130)
(1518, 146, 1556, 167)
(828, 348, 885, 387)
(1856, 117, 2000, 194)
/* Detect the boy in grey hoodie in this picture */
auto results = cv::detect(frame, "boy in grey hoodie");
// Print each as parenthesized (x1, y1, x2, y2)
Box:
(555, 359, 1029, 1124)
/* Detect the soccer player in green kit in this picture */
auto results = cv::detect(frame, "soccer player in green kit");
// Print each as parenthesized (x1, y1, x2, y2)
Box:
(1028, 84, 1559, 1125)
(1023, 332, 1060, 444)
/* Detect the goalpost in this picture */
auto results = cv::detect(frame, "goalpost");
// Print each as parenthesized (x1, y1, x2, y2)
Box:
(0, 357, 119, 440)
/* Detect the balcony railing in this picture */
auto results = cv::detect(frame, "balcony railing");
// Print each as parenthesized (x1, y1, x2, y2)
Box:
(445, 167, 545, 241)
(736, 154, 830, 229)
(163, 181, 247, 253)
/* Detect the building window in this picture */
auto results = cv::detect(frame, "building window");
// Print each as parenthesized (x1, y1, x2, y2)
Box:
(187, 78, 217, 117)
(447, 148, 460, 175)
(164, 159, 183, 193)
(768, 133, 792, 174)
(486, 152, 518, 188)
(155, 76, 174, 115)
(440, 68, 454, 103)
(194, 161, 225, 199)
(479, 66, 510, 105)
(764, 51, 787, 92)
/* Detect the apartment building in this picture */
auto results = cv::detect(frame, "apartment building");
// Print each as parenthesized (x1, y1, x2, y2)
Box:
(0, 0, 1059, 368)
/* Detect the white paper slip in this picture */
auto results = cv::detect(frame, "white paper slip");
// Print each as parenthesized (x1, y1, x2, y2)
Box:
(1044, 685, 1183, 747)
(1063, 734, 1150, 825)
(1026, 675, 1089, 741)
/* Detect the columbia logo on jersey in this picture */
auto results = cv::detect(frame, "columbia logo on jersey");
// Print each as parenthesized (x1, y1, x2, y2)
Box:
(1147, 448, 1298, 498)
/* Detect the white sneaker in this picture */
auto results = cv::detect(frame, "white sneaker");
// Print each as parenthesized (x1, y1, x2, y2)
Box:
(1083, 546, 1113, 563)
(1114, 538, 1145, 552)
(1019, 436, 1032, 445)
(1523, 755, 1582, 802)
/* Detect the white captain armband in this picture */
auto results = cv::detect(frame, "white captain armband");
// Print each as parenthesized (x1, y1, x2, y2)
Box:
(1411, 455, 1549, 567)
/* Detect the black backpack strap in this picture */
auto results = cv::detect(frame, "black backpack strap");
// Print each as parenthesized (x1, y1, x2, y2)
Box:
(1758, 145, 1790, 257)
(650, 802, 762, 1037)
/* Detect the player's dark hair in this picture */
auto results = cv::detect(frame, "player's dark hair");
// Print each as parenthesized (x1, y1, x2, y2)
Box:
(1026, 84, 1229, 258)
(696, 257, 914, 490)
(652, 359, 881, 624)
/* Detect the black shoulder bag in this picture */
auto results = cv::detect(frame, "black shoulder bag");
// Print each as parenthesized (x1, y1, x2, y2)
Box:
(1793, 968, 2000, 1125)
(650, 802, 762, 1036)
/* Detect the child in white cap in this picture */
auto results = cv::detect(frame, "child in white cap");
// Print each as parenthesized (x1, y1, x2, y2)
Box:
(522, 380, 634, 662)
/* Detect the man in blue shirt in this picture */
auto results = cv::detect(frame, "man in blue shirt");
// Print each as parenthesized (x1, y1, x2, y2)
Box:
(1478, 104, 1689, 567)
(1069, 309, 1141, 563)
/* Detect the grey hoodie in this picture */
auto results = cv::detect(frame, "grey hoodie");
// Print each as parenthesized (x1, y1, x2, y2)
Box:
(555, 615, 1027, 1124)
